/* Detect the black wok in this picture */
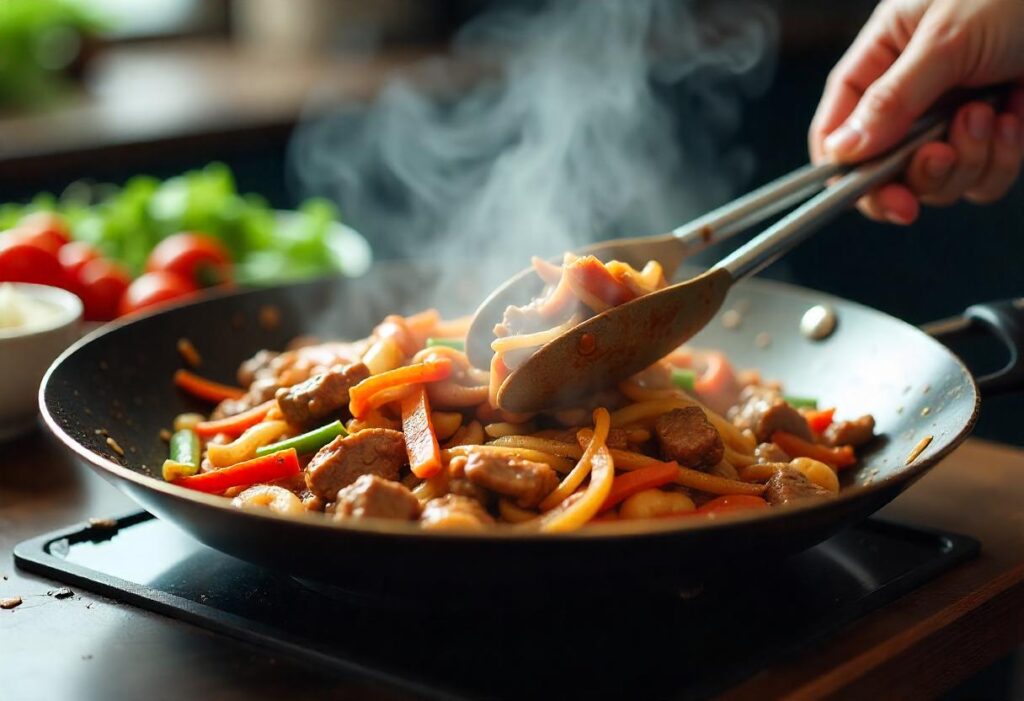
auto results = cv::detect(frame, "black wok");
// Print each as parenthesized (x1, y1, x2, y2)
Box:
(38, 262, 1023, 598)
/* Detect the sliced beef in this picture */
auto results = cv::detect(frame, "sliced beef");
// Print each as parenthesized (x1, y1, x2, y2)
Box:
(237, 349, 279, 387)
(764, 466, 832, 506)
(420, 494, 495, 530)
(755, 442, 791, 464)
(823, 415, 875, 448)
(728, 386, 813, 443)
(333, 474, 421, 521)
(305, 428, 407, 500)
(654, 406, 724, 470)
(276, 362, 370, 429)
(463, 452, 559, 508)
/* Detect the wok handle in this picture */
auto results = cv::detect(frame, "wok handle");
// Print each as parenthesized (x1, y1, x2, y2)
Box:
(922, 299, 1024, 396)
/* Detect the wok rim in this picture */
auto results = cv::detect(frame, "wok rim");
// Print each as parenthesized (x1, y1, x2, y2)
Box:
(38, 275, 981, 543)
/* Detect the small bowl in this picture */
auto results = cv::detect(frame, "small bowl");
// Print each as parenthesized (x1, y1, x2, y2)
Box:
(1, 283, 82, 440)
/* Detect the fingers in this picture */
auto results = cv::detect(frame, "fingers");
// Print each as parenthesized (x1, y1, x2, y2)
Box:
(824, 23, 962, 162)
(809, 12, 900, 164)
(966, 113, 1022, 204)
(856, 184, 920, 225)
(922, 102, 994, 206)
(904, 141, 957, 197)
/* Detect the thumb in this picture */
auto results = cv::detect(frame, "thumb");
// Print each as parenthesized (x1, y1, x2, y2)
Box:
(824, 29, 959, 162)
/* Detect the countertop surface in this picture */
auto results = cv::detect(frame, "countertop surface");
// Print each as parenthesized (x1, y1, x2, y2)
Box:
(2, 430, 1023, 700)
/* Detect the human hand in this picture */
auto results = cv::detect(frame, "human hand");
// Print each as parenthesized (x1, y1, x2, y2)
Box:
(809, 0, 1024, 224)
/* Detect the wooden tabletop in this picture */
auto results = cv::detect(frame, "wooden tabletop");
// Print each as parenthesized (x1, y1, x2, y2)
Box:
(1, 430, 1022, 700)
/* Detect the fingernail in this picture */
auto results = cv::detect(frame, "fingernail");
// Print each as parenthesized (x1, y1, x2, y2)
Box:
(966, 107, 993, 141)
(886, 210, 912, 225)
(924, 154, 953, 180)
(824, 119, 865, 157)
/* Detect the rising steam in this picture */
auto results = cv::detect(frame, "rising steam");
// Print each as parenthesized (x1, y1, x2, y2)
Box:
(288, 0, 777, 289)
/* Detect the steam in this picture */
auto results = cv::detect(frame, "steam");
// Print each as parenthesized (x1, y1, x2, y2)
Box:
(288, 0, 777, 294)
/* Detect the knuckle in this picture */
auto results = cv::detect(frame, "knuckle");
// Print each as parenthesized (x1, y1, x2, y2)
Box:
(922, 15, 970, 61)
(861, 82, 907, 120)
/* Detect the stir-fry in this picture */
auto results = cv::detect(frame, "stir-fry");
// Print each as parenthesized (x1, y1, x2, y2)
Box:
(163, 257, 876, 531)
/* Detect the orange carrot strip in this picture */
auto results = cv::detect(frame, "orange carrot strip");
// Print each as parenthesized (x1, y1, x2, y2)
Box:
(599, 463, 679, 513)
(401, 385, 442, 478)
(193, 401, 274, 438)
(349, 358, 453, 419)
(772, 430, 856, 470)
(174, 369, 245, 403)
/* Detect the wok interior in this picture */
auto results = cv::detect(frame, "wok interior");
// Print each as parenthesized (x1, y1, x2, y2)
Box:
(42, 261, 978, 531)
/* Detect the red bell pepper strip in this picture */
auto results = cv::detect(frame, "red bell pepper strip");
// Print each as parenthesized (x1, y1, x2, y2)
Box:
(401, 385, 442, 479)
(599, 463, 679, 513)
(171, 448, 300, 494)
(349, 358, 453, 419)
(565, 256, 636, 311)
(193, 400, 274, 438)
(803, 408, 835, 435)
(771, 430, 857, 470)
(174, 369, 245, 403)
(697, 494, 769, 514)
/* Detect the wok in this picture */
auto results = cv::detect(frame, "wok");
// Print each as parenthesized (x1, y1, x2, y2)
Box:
(38, 262, 1023, 598)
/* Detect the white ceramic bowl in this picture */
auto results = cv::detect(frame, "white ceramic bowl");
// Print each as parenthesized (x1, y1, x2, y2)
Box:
(1, 283, 82, 441)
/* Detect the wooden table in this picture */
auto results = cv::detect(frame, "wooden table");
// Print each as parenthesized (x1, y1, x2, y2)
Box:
(1, 430, 1022, 700)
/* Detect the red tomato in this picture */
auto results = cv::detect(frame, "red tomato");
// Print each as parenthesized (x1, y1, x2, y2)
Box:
(58, 241, 101, 280)
(13, 212, 72, 254)
(0, 238, 70, 288)
(146, 233, 232, 287)
(78, 259, 131, 322)
(119, 271, 196, 317)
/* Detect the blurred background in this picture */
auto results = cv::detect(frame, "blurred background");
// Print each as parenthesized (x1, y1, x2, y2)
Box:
(1, 0, 1021, 444)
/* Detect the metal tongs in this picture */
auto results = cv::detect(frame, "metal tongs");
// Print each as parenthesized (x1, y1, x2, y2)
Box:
(466, 108, 956, 412)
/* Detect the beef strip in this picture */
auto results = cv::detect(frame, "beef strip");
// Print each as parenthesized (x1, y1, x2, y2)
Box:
(755, 442, 791, 464)
(764, 466, 832, 506)
(276, 362, 370, 429)
(305, 428, 407, 500)
(823, 415, 875, 448)
(237, 349, 279, 387)
(420, 494, 495, 530)
(448, 477, 493, 505)
(728, 386, 813, 443)
(333, 474, 421, 521)
(654, 406, 724, 470)
(463, 452, 559, 508)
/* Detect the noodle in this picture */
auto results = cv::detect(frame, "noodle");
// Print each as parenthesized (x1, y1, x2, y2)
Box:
(539, 408, 611, 511)
(490, 313, 582, 354)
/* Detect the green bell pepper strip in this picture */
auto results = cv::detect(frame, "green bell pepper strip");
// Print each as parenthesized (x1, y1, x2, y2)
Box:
(784, 395, 818, 410)
(670, 368, 696, 392)
(425, 337, 465, 351)
(162, 428, 200, 481)
(255, 420, 347, 457)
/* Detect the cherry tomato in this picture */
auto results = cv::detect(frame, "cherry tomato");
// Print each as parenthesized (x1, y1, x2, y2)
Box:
(78, 258, 131, 322)
(58, 241, 101, 280)
(146, 233, 232, 287)
(119, 271, 196, 317)
(0, 238, 71, 288)
(13, 212, 72, 254)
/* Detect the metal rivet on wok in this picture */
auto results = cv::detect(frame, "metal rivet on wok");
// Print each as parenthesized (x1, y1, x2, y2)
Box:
(800, 304, 837, 341)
